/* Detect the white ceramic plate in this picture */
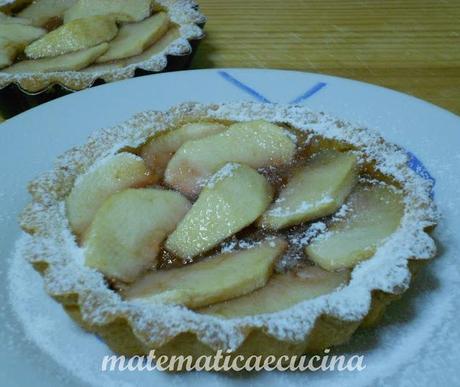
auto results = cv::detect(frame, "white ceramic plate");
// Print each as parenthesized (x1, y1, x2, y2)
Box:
(1, 69, 459, 387)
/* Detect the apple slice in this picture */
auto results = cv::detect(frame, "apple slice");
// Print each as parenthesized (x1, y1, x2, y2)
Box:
(260, 151, 358, 230)
(201, 265, 349, 317)
(165, 120, 297, 198)
(0, 39, 19, 69)
(165, 163, 273, 260)
(24, 15, 117, 59)
(0, 12, 32, 24)
(4, 42, 108, 73)
(85, 188, 191, 282)
(66, 152, 155, 237)
(0, 23, 46, 44)
(0, 23, 46, 68)
(95, 12, 168, 63)
(125, 238, 287, 308)
(140, 121, 228, 181)
(305, 184, 404, 271)
(18, 0, 76, 27)
(64, 0, 152, 23)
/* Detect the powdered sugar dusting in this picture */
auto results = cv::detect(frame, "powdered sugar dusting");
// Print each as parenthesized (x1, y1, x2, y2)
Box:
(203, 162, 239, 189)
(330, 202, 350, 221)
(16, 102, 438, 352)
(282, 128, 298, 144)
(220, 234, 279, 254)
(267, 195, 333, 218)
(276, 221, 328, 271)
(289, 222, 328, 247)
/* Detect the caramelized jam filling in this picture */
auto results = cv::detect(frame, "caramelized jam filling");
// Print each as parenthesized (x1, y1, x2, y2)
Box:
(42, 16, 63, 31)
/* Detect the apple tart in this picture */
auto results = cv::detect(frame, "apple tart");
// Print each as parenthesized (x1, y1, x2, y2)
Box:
(19, 102, 438, 365)
(0, 0, 205, 117)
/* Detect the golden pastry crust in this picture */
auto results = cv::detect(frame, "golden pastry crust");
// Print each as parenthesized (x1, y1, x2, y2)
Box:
(19, 102, 438, 365)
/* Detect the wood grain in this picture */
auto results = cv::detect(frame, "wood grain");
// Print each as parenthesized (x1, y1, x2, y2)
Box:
(1, 0, 458, 122)
(192, 0, 460, 114)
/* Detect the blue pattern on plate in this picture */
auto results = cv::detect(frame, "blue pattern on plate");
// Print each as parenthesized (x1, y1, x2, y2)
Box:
(406, 151, 436, 196)
(218, 71, 435, 193)
(289, 82, 327, 104)
(218, 71, 271, 103)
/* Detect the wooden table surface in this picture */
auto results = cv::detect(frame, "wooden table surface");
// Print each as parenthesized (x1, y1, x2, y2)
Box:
(192, 0, 460, 115)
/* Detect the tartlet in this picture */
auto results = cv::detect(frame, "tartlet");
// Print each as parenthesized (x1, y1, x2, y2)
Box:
(0, 0, 205, 117)
(19, 102, 438, 368)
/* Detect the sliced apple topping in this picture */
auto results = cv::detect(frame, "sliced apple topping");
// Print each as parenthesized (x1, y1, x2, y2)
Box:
(0, 23, 46, 69)
(64, 0, 152, 23)
(125, 238, 287, 308)
(260, 150, 358, 230)
(305, 183, 404, 271)
(0, 12, 32, 25)
(24, 15, 118, 59)
(3, 42, 108, 73)
(201, 265, 349, 317)
(140, 122, 228, 181)
(85, 188, 191, 282)
(66, 152, 155, 237)
(165, 120, 297, 197)
(18, 0, 77, 27)
(165, 163, 273, 260)
(0, 39, 20, 69)
(0, 23, 46, 45)
(96, 12, 168, 63)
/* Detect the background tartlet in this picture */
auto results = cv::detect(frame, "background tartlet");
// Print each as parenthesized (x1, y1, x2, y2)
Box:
(0, 0, 206, 117)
